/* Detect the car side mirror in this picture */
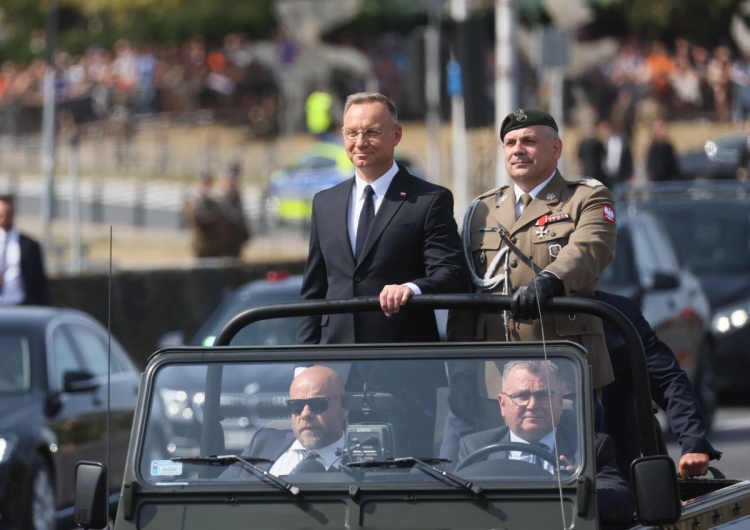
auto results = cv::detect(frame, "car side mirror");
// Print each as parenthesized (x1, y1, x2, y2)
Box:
(75, 461, 109, 530)
(631, 455, 682, 526)
(650, 271, 681, 290)
(64, 370, 99, 393)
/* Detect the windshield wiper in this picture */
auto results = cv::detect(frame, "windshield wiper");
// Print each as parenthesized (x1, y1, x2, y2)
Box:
(346, 457, 482, 495)
(171, 455, 300, 495)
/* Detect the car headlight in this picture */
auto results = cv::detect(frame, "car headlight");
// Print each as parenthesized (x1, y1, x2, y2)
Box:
(0, 435, 18, 464)
(159, 389, 204, 422)
(711, 299, 750, 335)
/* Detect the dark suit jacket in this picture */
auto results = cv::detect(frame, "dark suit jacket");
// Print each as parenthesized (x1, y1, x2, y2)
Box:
(220, 428, 295, 479)
(297, 166, 464, 345)
(19, 233, 49, 306)
(457, 416, 578, 465)
(457, 423, 633, 527)
(596, 290, 721, 477)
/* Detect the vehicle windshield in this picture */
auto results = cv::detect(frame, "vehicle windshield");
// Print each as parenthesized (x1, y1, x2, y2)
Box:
(653, 202, 750, 273)
(139, 347, 585, 489)
(0, 333, 31, 393)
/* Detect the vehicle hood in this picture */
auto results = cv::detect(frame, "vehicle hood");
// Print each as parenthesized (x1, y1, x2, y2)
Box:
(697, 272, 750, 309)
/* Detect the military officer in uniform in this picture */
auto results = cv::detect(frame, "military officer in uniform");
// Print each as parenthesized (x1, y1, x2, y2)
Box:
(446, 109, 618, 432)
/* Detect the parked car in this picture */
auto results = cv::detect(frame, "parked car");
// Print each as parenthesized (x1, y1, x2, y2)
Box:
(0, 307, 143, 530)
(678, 130, 746, 180)
(598, 208, 716, 424)
(262, 141, 426, 231)
(615, 181, 750, 399)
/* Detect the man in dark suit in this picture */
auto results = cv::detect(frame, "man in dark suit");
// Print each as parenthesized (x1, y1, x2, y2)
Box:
(0, 194, 49, 306)
(596, 290, 721, 479)
(221, 365, 349, 478)
(297, 92, 465, 455)
(457, 360, 634, 528)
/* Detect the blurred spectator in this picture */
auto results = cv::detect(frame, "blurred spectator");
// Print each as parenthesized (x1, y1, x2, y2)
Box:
(707, 46, 734, 122)
(305, 86, 340, 141)
(217, 162, 251, 258)
(183, 171, 224, 258)
(0, 194, 49, 306)
(670, 54, 703, 116)
(600, 120, 634, 186)
(645, 119, 682, 182)
(644, 41, 675, 109)
(734, 120, 750, 182)
(576, 121, 608, 185)
(731, 50, 750, 123)
(609, 88, 637, 141)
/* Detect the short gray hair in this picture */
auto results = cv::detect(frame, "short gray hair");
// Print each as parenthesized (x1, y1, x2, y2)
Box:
(502, 360, 560, 390)
(343, 92, 398, 123)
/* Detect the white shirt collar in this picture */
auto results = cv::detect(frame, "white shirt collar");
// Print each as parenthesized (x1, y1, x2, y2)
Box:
(513, 169, 557, 203)
(355, 161, 399, 200)
(288, 433, 346, 470)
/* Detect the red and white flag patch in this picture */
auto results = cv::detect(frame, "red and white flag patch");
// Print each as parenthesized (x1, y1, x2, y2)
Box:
(602, 204, 616, 223)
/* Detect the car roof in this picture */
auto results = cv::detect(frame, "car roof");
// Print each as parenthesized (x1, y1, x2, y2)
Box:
(0, 306, 95, 326)
(614, 181, 750, 203)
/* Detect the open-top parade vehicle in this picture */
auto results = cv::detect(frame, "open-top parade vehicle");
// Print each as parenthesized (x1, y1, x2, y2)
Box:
(74, 294, 750, 529)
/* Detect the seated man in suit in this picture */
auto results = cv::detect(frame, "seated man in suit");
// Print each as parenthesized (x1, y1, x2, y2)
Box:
(457, 360, 635, 528)
(222, 365, 349, 478)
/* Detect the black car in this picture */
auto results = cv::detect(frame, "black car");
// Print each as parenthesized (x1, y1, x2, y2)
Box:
(0, 307, 142, 530)
(615, 181, 750, 397)
(598, 208, 716, 423)
(678, 131, 746, 180)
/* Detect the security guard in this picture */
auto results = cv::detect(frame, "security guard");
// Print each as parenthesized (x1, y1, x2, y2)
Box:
(446, 109, 617, 431)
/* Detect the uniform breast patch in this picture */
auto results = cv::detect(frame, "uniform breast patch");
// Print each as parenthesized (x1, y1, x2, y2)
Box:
(602, 204, 615, 223)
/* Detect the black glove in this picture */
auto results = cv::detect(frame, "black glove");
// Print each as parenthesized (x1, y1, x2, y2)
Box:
(510, 272, 564, 320)
(447, 371, 478, 426)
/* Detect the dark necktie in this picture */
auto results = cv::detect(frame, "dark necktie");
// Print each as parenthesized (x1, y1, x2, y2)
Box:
(290, 450, 325, 474)
(355, 185, 375, 260)
(531, 442, 552, 472)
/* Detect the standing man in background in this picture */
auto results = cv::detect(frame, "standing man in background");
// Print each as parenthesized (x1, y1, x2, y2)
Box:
(0, 194, 49, 306)
(297, 92, 465, 455)
(183, 171, 224, 258)
(218, 161, 251, 258)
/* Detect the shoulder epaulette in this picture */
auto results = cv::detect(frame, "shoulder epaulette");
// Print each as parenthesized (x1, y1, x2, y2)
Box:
(568, 178, 603, 188)
(474, 185, 509, 201)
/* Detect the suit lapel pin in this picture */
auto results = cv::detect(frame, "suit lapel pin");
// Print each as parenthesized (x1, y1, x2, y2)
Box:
(399, 192, 406, 197)
(546, 193, 556, 200)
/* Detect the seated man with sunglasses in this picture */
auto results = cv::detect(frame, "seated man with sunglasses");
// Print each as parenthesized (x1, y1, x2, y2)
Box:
(221, 365, 349, 478)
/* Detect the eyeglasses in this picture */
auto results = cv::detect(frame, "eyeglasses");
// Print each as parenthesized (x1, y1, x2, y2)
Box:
(342, 128, 384, 141)
(285, 396, 341, 415)
(501, 390, 557, 407)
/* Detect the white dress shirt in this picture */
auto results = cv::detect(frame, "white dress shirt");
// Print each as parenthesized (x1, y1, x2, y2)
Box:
(269, 434, 345, 476)
(0, 228, 24, 305)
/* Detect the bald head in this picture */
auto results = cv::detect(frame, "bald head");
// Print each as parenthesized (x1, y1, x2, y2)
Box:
(289, 366, 348, 449)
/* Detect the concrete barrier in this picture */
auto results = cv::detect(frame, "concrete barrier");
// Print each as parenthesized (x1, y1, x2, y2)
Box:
(49, 260, 305, 368)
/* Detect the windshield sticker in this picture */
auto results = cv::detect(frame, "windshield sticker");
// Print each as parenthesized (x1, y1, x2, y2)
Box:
(151, 460, 183, 476)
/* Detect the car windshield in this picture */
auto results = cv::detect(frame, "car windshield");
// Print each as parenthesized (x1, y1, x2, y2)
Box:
(0, 333, 31, 393)
(139, 347, 585, 489)
(652, 202, 750, 273)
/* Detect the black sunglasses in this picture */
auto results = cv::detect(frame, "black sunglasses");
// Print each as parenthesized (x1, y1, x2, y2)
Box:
(285, 396, 341, 415)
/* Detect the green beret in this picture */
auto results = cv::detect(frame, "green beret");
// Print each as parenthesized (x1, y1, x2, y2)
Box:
(500, 108, 559, 141)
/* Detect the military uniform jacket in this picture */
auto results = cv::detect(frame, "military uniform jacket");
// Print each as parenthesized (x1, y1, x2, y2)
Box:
(447, 170, 617, 391)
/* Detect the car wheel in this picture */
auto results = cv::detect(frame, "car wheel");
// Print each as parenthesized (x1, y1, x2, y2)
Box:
(694, 339, 717, 431)
(21, 455, 56, 530)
